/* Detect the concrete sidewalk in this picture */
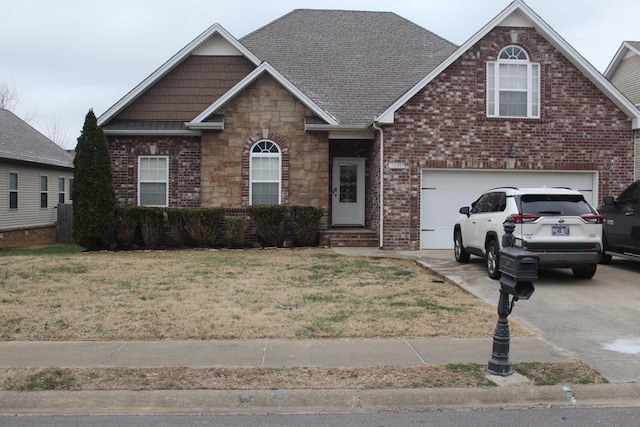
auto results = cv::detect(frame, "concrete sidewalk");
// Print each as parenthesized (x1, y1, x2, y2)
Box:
(0, 337, 570, 369)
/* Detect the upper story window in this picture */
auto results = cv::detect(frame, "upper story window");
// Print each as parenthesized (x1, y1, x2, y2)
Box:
(487, 45, 540, 118)
(139, 156, 169, 207)
(8, 172, 18, 209)
(250, 140, 281, 205)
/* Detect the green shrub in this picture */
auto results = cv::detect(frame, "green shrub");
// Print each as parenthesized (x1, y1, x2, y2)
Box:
(183, 208, 225, 246)
(139, 207, 165, 248)
(289, 205, 324, 246)
(115, 206, 144, 248)
(167, 209, 192, 247)
(248, 205, 287, 247)
(226, 216, 246, 249)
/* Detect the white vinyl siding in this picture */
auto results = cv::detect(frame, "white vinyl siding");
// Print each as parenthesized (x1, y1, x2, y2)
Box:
(0, 163, 73, 231)
(610, 54, 640, 106)
(138, 156, 169, 207)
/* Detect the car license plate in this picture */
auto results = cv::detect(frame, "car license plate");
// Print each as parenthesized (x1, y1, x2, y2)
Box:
(552, 226, 570, 236)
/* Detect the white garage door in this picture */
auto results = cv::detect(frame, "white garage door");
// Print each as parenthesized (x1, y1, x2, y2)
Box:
(420, 169, 598, 250)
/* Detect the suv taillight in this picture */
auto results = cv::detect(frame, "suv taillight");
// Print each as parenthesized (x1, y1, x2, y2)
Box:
(581, 214, 604, 224)
(512, 214, 540, 224)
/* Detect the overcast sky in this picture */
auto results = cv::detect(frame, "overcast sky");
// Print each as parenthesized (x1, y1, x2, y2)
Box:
(3, 0, 639, 148)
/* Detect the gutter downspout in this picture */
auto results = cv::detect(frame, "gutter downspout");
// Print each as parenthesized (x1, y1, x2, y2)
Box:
(372, 122, 384, 250)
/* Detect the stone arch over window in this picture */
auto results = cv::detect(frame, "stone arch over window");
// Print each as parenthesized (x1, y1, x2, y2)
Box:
(242, 131, 289, 206)
(487, 45, 540, 118)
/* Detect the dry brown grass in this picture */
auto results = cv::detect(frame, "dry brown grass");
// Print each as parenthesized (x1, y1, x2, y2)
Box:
(0, 361, 607, 391)
(0, 245, 531, 341)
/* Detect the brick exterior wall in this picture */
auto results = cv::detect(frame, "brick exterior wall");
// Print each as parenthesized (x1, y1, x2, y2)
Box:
(0, 224, 57, 248)
(108, 136, 201, 208)
(201, 74, 330, 210)
(381, 27, 636, 250)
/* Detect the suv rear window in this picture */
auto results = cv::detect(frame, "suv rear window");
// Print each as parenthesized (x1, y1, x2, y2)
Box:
(519, 194, 593, 216)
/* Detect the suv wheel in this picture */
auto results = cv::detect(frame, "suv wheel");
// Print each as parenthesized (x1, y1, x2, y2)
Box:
(486, 239, 501, 280)
(572, 264, 597, 279)
(454, 229, 470, 263)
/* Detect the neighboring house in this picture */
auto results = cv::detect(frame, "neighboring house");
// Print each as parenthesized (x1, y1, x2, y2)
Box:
(604, 41, 640, 180)
(0, 108, 74, 248)
(98, 0, 640, 250)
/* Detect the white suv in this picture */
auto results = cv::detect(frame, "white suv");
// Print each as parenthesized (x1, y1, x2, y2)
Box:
(453, 187, 603, 279)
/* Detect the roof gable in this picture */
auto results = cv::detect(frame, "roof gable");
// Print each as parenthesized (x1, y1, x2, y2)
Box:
(0, 109, 74, 169)
(605, 41, 640, 79)
(98, 24, 261, 127)
(376, 0, 640, 129)
(188, 62, 339, 128)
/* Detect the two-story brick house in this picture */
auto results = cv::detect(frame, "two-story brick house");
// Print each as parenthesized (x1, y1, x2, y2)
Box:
(98, 1, 640, 250)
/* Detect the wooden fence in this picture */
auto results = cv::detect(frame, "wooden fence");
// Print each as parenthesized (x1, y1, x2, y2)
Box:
(57, 203, 73, 243)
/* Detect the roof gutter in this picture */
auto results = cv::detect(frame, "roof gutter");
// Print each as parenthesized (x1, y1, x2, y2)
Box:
(372, 121, 384, 250)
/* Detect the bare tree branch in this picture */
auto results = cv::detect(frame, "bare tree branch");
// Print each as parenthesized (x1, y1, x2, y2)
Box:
(0, 80, 22, 111)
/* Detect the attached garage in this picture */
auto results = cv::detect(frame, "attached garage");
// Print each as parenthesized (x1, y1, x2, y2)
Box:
(420, 169, 598, 249)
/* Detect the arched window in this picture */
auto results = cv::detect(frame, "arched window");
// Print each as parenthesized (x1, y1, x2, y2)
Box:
(487, 45, 540, 118)
(250, 140, 281, 205)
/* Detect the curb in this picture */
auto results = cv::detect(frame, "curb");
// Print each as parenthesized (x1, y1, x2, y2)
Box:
(1, 383, 639, 415)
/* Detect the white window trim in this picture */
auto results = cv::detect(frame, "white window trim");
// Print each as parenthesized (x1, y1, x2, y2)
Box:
(8, 171, 18, 210)
(58, 177, 65, 204)
(249, 140, 282, 205)
(138, 156, 169, 207)
(486, 46, 540, 119)
(40, 175, 48, 209)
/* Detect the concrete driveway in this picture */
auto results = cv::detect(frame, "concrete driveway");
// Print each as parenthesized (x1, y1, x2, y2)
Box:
(419, 251, 640, 383)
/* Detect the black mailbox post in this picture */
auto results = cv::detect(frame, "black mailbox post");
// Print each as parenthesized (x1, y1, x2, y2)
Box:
(487, 217, 539, 376)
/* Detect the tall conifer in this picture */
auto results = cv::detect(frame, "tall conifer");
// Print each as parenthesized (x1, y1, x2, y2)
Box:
(72, 110, 116, 250)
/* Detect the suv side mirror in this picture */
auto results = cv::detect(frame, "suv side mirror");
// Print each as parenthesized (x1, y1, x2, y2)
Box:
(459, 206, 470, 216)
(604, 196, 616, 206)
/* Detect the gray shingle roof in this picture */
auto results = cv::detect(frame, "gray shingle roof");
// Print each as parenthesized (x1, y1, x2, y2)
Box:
(240, 10, 458, 126)
(0, 108, 74, 169)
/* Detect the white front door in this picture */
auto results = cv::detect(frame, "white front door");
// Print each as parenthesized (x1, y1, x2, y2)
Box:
(332, 158, 365, 225)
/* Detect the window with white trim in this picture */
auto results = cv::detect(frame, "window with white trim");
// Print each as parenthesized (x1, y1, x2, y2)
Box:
(40, 176, 48, 208)
(138, 156, 169, 207)
(8, 172, 18, 209)
(487, 45, 540, 118)
(58, 177, 65, 204)
(250, 140, 281, 205)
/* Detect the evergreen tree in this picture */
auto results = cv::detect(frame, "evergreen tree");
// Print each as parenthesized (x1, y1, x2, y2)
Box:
(72, 110, 116, 250)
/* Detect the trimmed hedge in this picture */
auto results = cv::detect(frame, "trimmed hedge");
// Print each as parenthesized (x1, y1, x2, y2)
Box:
(115, 206, 164, 249)
(226, 216, 246, 249)
(182, 208, 225, 247)
(247, 205, 287, 247)
(114, 205, 324, 249)
(289, 205, 324, 246)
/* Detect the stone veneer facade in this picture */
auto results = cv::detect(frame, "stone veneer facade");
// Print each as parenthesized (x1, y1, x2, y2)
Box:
(201, 74, 329, 210)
